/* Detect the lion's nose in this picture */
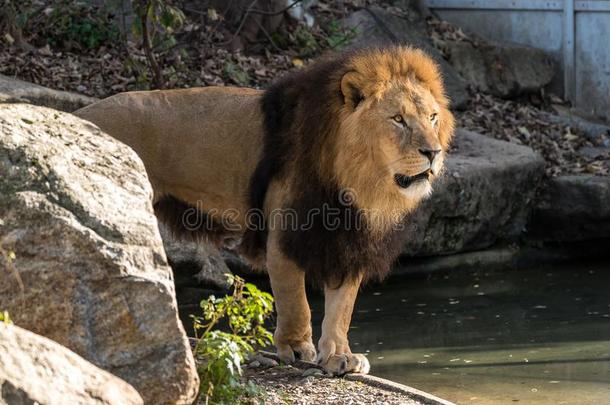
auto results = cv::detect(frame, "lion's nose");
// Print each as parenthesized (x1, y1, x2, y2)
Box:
(418, 148, 441, 164)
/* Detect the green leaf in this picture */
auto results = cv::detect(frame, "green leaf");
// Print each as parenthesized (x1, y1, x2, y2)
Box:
(0, 311, 12, 325)
(191, 275, 274, 402)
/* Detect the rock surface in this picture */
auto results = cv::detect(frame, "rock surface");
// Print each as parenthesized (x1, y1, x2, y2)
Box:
(447, 41, 555, 98)
(540, 108, 610, 144)
(528, 174, 610, 242)
(0, 73, 96, 112)
(161, 224, 234, 332)
(0, 103, 198, 405)
(402, 129, 545, 257)
(0, 323, 143, 405)
(161, 224, 233, 292)
(343, 7, 469, 109)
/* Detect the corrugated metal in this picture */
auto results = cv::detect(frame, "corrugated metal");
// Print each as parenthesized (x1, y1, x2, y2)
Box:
(425, 0, 610, 120)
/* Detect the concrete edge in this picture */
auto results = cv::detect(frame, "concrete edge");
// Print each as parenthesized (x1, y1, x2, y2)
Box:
(257, 351, 454, 405)
(344, 373, 455, 405)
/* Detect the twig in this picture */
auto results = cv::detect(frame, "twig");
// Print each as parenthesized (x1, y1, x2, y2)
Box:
(210, 0, 235, 36)
(248, 0, 303, 16)
(219, 0, 259, 46)
(0, 1, 36, 52)
(138, 1, 165, 89)
(252, 15, 282, 52)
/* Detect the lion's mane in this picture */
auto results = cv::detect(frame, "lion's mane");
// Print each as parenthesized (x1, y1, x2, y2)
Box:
(241, 46, 453, 287)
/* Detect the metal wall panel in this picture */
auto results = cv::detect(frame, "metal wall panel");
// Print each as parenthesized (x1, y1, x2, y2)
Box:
(425, 0, 610, 120)
(575, 10, 610, 118)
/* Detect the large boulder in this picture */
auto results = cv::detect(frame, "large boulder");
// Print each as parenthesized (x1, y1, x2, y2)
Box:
(528, 175, 610, 242)
(161, 225, 233, 292)
(342, 7, 469, 109)
(446, 41, 555, 98)
(0, 323, 143, 405)
(0, 73, 96, 112)
(0, 103, 198, 404)
(402, 129, 545, 256)
(160, 224, 233, 331)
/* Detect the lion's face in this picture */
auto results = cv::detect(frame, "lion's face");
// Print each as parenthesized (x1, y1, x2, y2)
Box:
(330, 49, 455, 226)
(371, 81, 446, 197)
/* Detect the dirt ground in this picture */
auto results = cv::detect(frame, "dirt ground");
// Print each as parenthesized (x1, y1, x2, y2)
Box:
(242, 364, 424, 405)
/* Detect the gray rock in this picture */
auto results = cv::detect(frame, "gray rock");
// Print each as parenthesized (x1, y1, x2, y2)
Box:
(0, 323, 143, 405)
(528, 175, 610, 242)
(402, 129, 545, 256)
(259, 356, 279, 368)
(160, 223, 233, 291)
(297, 376, 315, 386)
(302, 368, 324, 378)
(0, 104, 198, 405)
(447, 41, 555, 98)
(0, 73, 97, 112)
(396, 241, 610, 276)
(160, 224, 234, 334)
(249, 353, 279, 368)
(343, 7, 469, 109)
(578, 146, 609, 160)
(540, 109, 610, 144)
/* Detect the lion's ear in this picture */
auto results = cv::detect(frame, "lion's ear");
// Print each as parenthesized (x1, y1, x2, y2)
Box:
(341, 71, 364, 109)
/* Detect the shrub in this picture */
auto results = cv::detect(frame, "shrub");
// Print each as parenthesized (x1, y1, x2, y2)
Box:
(192, 275, 274, 404)
(4, 0, 120, 50)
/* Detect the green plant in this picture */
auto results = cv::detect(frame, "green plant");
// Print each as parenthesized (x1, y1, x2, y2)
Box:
(47, 1, 120, 49)
(324, 20, 358, 50)
(292, 24, 319, 57)
(192, 275, 274, 404)
(131, 0, 185, 89)
(286, 20, 358, 58)
(223, 60, 251, 86)
(0, 310, 11, 325)
(4, 0, 120, 50)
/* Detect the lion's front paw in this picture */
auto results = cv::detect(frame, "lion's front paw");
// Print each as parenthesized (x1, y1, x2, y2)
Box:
(276, 340, 317, 363)
(316, 338, 370, 375)
(317, 353, 370, 375)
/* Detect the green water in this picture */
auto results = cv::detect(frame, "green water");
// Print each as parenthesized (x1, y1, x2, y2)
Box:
(311, 261, 610, 404)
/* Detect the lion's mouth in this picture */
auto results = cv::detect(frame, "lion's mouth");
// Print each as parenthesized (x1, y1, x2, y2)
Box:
(394, 170, 430, 189)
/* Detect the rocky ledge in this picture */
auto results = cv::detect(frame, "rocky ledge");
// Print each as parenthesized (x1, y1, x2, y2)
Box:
(0, 73, 96, 112)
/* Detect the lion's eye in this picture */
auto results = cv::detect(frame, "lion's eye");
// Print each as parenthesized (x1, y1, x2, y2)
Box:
(430, 113, 438, 123)
(392, 115, 404, 124)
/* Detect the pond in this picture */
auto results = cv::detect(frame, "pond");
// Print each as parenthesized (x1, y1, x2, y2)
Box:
(310, 261, 610, 405)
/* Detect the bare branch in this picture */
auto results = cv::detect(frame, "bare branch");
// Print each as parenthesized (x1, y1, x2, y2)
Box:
(248, 0, 303, 16)
(137, 1, 165, 89)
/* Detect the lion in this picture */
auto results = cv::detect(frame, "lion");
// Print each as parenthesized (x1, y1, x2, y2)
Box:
(75, 45, 455, 376)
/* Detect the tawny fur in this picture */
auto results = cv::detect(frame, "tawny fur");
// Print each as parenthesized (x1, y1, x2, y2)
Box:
(75, 45, 455, 376)
(76, 86, 265, 228)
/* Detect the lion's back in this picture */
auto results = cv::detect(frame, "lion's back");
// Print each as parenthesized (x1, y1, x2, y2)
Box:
(74, 86, 266, 211)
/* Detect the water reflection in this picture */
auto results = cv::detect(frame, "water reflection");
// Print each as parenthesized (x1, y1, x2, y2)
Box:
(310, 261, 610, 404)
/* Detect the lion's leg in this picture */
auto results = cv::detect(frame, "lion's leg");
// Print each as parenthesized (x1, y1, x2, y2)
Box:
(316, 275, 370, 375)
(266, 244, 316, 363)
